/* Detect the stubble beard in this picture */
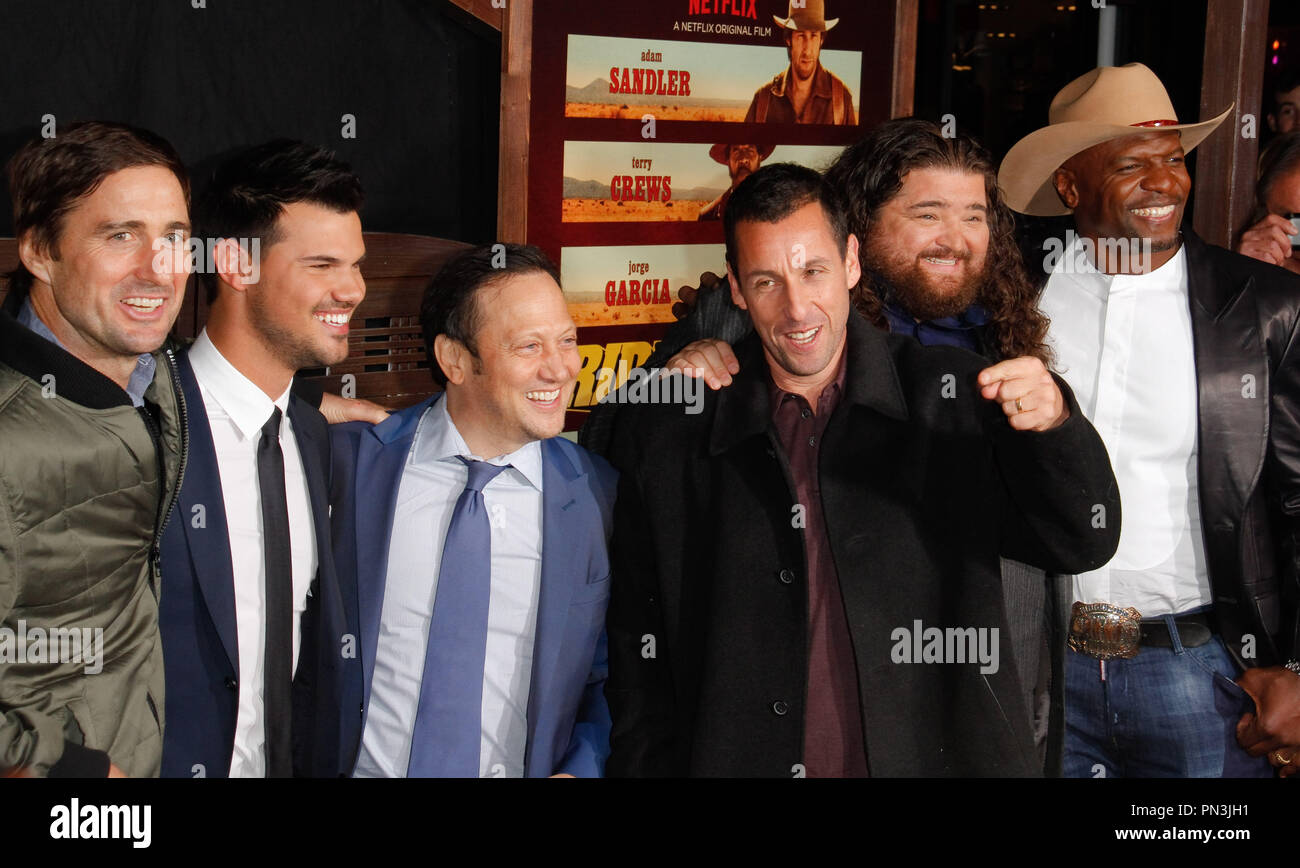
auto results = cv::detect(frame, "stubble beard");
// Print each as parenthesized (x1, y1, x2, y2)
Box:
(247, 292, 345, 373)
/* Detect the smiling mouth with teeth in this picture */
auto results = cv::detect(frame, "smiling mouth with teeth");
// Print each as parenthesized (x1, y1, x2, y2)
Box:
(122, 297, 166, 311)
(314, 312, 352, 326)
(1130, 205, 1176, 218)
(526, 389, 561, 402)
(787, 327, 820, 345)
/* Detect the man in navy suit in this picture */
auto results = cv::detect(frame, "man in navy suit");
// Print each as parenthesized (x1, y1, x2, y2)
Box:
(329, 243, 617, 777)
(158, 141, 366, 777)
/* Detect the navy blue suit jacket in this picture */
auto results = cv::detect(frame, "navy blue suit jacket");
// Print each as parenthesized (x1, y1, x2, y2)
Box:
(329, 393, 618, 777)
(158, 351, 352, 777)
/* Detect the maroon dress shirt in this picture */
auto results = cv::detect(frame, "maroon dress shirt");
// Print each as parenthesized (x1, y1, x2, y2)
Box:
(768, 351, 869, 777)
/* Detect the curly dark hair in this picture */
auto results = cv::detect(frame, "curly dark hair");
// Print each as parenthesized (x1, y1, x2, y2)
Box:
(823, 118, 1053, 365)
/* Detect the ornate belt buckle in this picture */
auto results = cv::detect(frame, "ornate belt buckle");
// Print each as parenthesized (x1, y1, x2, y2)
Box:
(1067, 601, 1142, 659)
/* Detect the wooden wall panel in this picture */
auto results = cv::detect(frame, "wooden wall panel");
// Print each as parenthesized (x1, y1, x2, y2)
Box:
(1193, 0, 1270, 247)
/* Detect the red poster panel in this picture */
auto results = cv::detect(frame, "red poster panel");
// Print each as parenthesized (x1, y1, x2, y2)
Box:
(524, 0, 898, 427)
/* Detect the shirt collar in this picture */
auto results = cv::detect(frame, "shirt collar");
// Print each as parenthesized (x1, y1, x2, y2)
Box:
(412, 396, 544, 492)
(883, 300, 989, 331)
(767, 338, 849, 420)
(1109, 241, 1187, 293)
(1056, 232, 1188, 295)
(188, 329, 291, 440)
(17, 296, 155, 408)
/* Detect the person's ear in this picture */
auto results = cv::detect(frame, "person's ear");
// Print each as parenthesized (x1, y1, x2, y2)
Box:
(211, 238, 256, 299)
(434, 334, 471, 386)
(844, 234, 861, 288)
(17, 232, 54, 287)
(1052, 168, 1080, 211)
(726, 263, 748, 311)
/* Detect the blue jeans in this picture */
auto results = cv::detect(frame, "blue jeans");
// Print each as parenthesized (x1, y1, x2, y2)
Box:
(1063, 620, 1272, 778)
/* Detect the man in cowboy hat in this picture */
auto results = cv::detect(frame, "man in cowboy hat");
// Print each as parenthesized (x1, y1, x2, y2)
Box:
(744, 0, 855, 126)
(999, 62, 1300, 778)
(698, 143, 775, 221)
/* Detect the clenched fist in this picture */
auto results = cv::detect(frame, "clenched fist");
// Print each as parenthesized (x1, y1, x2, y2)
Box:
(977, 356, 1069, 432)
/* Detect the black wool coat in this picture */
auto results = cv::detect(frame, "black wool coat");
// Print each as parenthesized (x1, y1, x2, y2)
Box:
(604, 310, 1121, 777)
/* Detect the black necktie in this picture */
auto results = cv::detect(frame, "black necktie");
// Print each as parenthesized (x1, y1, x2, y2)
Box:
(257, 406, 293, 777)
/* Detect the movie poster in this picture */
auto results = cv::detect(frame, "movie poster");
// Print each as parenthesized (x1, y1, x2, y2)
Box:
(525, 0, 898, 426)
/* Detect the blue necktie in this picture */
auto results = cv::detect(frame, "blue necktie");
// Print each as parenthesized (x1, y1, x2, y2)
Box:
(407, 457, 508, 777)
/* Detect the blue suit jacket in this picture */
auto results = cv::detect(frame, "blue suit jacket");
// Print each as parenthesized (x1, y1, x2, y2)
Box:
(329, 393, 618, 777)
(158, 351, 351, 777)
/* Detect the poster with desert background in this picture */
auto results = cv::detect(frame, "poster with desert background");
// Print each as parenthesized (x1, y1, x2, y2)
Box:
(565, 34, 861, 122)
(561, 243, 727, 328)
(562, 141, 844, 223)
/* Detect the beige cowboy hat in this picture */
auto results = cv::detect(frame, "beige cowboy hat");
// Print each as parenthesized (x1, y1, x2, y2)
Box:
(709, 143, 777, 164)
(998, 63, 1234, 216)
(773, 0, 838, 32)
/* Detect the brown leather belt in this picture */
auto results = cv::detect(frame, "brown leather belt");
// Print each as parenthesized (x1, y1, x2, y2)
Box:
(1068, 602, 1217, 659)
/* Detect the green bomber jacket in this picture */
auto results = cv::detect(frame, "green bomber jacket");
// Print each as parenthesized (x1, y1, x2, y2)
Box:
(0, 293, 186, 777)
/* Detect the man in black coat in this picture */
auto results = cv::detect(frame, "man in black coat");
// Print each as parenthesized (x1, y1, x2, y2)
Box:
(585, 121, 1070, 774)
(602, 163, 1121, 776)
(999, 62, 1300, 777)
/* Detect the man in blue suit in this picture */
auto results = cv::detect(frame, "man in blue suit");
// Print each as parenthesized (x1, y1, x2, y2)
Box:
(329, 243, 617, 777)
(158, 141, 367, 777)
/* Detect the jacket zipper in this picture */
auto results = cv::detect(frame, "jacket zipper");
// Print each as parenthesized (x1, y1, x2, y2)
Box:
(149, 347, 190, 594)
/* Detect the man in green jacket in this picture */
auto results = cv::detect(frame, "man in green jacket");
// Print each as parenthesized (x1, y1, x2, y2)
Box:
(0, 121, 190, 777)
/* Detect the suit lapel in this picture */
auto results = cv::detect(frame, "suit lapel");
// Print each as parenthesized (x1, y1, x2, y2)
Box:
(1184, 232, 1268, 535)
(287, 397, 327, 517)
(287, 397, 341, 663)
(355, 398, 432, 707)
(523, 438, 585, 777)
(175, 352, 240, 675)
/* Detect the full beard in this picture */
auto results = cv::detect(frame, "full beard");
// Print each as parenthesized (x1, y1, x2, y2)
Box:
(864, 247, 986, 322)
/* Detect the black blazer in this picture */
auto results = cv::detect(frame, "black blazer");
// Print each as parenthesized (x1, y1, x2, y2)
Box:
(603, 311, 1121, 776)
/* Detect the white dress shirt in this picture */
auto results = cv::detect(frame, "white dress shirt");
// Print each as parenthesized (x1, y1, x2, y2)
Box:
(1039, 236, 1211, 616)
(353, 398, 544, 778)
(187, 330, 318, 777)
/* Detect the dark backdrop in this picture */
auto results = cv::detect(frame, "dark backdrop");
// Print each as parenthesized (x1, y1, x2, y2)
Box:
(913, 0, 1208, 164)
(0, 0, 500, 243)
